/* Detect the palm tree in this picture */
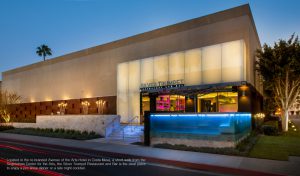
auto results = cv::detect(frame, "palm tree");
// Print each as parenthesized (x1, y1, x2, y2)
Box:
(36, 44, 52, 61)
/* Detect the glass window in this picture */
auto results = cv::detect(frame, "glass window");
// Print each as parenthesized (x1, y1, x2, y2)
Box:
(156, 95, 185, 112)
(198, 92, 238, 112)
(218, 92, 238, 112)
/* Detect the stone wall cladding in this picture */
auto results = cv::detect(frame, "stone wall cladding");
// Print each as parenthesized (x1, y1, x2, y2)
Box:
(151, 137, 236, 148)
(10, 114, 120, 137)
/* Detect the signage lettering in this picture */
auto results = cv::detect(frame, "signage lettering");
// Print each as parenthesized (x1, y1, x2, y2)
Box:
(140, 79, 184, 89)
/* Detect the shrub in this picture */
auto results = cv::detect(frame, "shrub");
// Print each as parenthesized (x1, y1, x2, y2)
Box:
(262, 125, 278, 136)
(73, 131, 81, 136)
(264, 115, 280, 122)
(264, 120, 279, 128)
(44, 128, 53, 133)
(82, 131, 88, 135)
(65, 129, 72, 134)
(261, 120, 279, 136)
(89, 131, 96, 136)
(0, 125, 14, 131)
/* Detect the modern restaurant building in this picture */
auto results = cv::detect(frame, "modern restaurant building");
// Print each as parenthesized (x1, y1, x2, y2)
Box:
(1, 4, 263, 125)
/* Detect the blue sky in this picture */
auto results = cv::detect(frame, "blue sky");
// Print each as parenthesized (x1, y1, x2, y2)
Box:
(0, 0, 299, 79)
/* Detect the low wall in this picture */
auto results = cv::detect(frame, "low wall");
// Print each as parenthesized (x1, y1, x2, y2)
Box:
(149, 113, 251, 148)
(10, 115, 120, 137)
(151, 137, 236, 148)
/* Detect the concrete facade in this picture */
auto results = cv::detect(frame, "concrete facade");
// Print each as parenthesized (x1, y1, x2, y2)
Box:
(2, 4, 261, 104)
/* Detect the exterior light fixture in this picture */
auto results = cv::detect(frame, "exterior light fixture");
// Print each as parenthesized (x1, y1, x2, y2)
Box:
(81, 101, 90, 114)
(96, 99, 106, 114)
(58, 102, 67, 115)
(254, 113, 265, 128)
(240, 85, 248, 96)
(275, 108, 282, 116)
(254, 113, 265, 120)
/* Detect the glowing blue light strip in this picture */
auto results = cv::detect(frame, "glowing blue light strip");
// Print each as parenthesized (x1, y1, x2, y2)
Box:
(151, 113, 251, 118)
(205, 114, 229, 117)
(177, 114, 197, 117)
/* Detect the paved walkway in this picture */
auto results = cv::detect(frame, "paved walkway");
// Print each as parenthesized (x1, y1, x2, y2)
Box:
(0, 133, 299, 176)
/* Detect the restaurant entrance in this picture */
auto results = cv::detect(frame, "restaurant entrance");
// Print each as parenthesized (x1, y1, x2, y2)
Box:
(141, 92, 186, 120)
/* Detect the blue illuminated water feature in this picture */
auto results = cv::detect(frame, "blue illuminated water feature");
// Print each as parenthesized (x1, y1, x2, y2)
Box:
(150, 113, 251, 141)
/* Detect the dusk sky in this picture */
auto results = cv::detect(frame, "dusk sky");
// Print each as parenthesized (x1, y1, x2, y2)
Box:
(0, 0, 299, 79)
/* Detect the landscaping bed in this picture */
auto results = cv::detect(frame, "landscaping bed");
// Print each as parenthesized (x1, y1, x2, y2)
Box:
(152, 131, 259, 157)
(1, 127, 102, 140)
(0, 125, 15, 131)
(249, 120, 300, 160)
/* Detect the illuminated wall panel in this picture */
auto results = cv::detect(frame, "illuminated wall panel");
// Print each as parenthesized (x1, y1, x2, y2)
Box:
(117, 40, 245, 122)
(153, 55, 168, 82)
(117, 93, 128, 121)
(128, 60, 140, 92)
(184, 49, 201, 85)
(222, 40, 243, 82)
(202, 44, 222, 84)
(117, 63, 129, 121)
(169, 52, 184, 81)
(117, 63, 128, 93)
(141, 58, 154, 84)
(128, 92, 140, 123)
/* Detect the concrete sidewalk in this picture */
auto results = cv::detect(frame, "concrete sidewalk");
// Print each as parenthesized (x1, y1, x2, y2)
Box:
(0, 133, 299, 176)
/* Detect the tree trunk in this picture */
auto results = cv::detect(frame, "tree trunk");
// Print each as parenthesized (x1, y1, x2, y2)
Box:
(282, 110, 289, 132)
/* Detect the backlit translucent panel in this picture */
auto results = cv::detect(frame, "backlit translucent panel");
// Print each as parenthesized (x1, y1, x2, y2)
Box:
(169, 52, 184, 81)
(128, 92, 140, 123)
(153, 55, 168, 82)
(243, 41, 247, 81)
(117, 63, 129, 122)
(117, 63, 128, 93)
(141, 58, 154, 84)
(202, 44, 221, 84)
(184, 49, 201, 86)
(128, 60, 140, 92)
(222, 40, 243, 82)
(118, 93, 128, 123)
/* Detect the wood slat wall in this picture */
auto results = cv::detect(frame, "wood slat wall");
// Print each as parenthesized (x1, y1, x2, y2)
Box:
(8, 96, 116, 122)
